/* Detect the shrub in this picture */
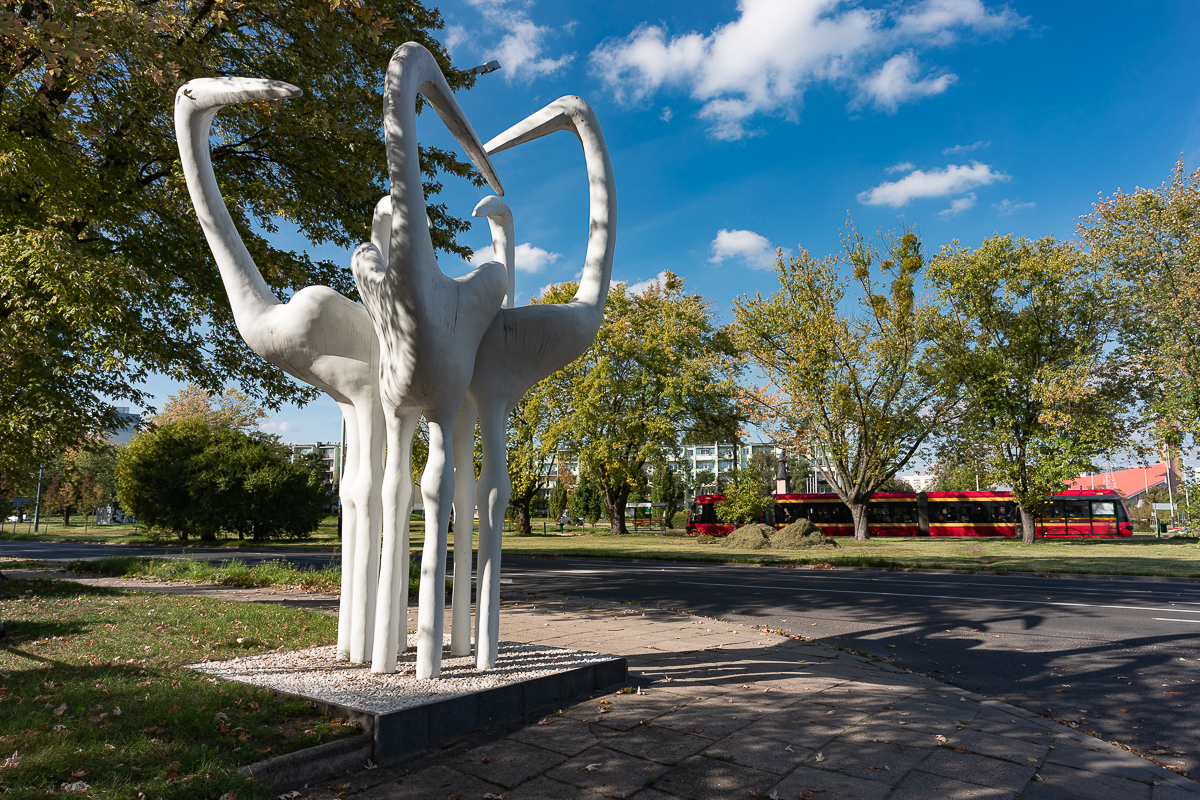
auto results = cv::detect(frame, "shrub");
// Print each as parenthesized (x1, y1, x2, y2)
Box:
(670, 510, 689, 530)
(722, 523, 774, 549)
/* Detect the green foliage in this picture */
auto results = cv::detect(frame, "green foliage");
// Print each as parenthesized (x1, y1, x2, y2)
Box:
(116, 420, 325, 541)
(543, 274, 740, 534)
(569, 474, 603, 525)
(548, 476, 571, 522)
(734, 224, 950, 539)
(715, 466, 772, 526)
(650, 461, 683, 518)
(748, 450, 778, 487)
(1080, 158, 1200, 448)
(928, 234, 1127, 542)
(670, 510, 689, 530)
(0, 0, 483, 473)
(693, 470, 717, 494)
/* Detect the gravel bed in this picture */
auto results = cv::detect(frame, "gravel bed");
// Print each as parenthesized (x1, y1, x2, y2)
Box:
(189, 636, 615, 714)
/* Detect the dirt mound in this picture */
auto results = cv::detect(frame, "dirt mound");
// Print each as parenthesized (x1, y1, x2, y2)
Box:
(771, 519, 838, 549)
(722, 523, 775, 549)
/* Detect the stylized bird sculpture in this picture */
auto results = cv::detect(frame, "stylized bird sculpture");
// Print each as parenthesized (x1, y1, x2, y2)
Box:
(175, 77, 385, 664)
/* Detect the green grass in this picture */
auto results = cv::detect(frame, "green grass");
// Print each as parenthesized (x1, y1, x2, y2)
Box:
(0, 515, 346, 548)
(0, 577, 360, 800)
(67, 556, 437, 597)
(487, 530, 1200, 578)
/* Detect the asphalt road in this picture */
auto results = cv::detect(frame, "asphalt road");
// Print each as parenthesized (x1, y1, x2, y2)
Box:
(3, 541, 1199, 777)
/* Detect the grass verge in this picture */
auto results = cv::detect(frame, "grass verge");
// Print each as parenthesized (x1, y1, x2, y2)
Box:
(67, 556, 434, 596)
(489, 531, 1200, 578)
(0, 577, 359, 799)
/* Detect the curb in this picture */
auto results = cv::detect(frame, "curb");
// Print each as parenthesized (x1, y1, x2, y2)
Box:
(238, 735, 373, 790)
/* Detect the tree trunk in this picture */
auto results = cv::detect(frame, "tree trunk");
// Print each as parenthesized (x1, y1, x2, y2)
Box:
(1018, 506, 1037, 544)
(62, 508, 70, 527)
(514, 499, 533, 536)
(849, 503, 870, 541)
(603, 484, 632, 535)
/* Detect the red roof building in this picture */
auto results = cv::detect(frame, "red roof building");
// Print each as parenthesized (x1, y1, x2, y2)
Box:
(1066, 462, 1181, 503)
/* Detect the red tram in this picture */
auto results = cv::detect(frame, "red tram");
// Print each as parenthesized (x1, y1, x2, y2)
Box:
(686, 489, 1133, 538)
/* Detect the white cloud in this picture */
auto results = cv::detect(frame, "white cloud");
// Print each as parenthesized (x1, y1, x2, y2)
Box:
(943, 140, 990, 155)
(709, 228, 782, 270)
(993, 198, 1035, 216)
(856, 52, 955, 112)
(626, 270, 672, 296)
(887, 161, 917, 173)
(896, 0, 1028, 43)
(937, 193, 976, 217)
(444, 24, 469, 57)
(588, 0, 1024, 140)
(857, 161, 1009, 207)
(471, 242, 562, 273)
(460, 0, 574, 82)
(259, 420, 293, 434)
(660, 106, 674, 122)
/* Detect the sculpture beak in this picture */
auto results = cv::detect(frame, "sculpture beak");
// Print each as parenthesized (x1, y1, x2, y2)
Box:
(421, 83, 504, 196)
(484, 96, 580, 155)
(176, 77, 302, 111)
(472, 195, 511, 222)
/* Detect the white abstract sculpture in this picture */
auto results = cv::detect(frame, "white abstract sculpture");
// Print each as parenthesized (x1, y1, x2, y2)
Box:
(351, 43, 507, 677)
(467, 96, 617, 669)
(174, 78, 385, 664)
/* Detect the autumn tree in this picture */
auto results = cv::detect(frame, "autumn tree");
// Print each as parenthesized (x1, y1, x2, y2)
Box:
(546, 275, 739, 535)
(928, 234, 1127, 543)
(150, 384, 265, 433)
(734, 226, 951, 540)
(569, 474, 603, 527)
(0, 1, 487, 474)
(1079, 159, 1200, 449)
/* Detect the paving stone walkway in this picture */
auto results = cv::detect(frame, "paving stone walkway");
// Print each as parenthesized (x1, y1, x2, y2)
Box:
(20, 570, 1199, 799)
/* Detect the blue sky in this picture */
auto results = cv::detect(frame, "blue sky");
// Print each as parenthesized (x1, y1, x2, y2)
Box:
(143, 0, 1200, 455)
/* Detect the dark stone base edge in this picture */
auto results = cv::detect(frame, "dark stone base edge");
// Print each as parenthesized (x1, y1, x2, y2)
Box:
(238, 734, 373, 790)
(237, 656, 628, 779)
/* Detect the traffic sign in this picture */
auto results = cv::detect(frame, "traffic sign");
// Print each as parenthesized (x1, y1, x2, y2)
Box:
(1153, 503, 1178, 511)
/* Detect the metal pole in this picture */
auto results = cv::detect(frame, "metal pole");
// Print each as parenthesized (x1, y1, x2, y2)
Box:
(1167, 458, 1176, 527)
(32, 463, 44, 532)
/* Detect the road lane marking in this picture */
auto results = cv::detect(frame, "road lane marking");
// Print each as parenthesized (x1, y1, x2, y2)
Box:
(1153, 618, 1200, 623)
(674, 580, 1200, 615)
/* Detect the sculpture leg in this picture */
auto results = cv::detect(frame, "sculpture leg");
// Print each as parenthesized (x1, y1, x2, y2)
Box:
(349, 396, 381, 663)
(335, 403, 359, 661)
(451, 399, 477, 657)
(371, 410, 418, 674)
(362, 393, 386, 659)
(475, 402, 511, 669)
(416, 409, 456, 679)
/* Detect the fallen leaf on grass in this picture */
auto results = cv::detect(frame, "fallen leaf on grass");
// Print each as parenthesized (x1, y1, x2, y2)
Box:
(54, 704, 66, 716)
(60, 782, 88, 793)
(111, 707, 121, 716)
(52, 726, 68, 734)
(277, 792, 300, 800)
(104, 744, 115, 751)
(3, 751, 18, 768)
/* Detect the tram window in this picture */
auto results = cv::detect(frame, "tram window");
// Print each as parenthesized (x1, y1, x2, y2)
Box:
(870, 505, 892, 523)
(935, 504, 957, 523)
(1091, 501, 1116, 521)
(1064, 500, 1089, 521)
(993, 504, 1013, 523)
(1042, 500, 1065, 519)
(892, 504, 917, 523)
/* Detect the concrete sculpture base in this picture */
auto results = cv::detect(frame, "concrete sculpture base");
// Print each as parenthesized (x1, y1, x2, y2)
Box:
(191, 638, 627, 767)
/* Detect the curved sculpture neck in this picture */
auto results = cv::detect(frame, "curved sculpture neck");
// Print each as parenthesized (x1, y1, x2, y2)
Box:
(570, 107, 616, 318)
(175, 95, 281, 327)
(381, 45, 503, 292)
